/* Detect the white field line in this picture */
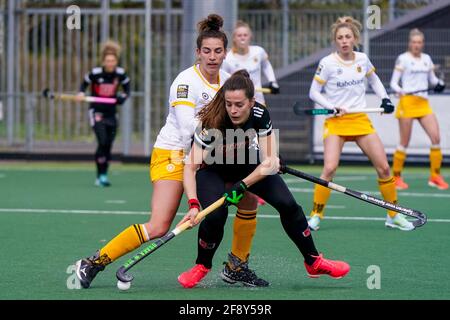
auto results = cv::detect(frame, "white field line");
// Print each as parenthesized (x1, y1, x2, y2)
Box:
(1, 208, 449, 223)
(105, 200, 127, 204)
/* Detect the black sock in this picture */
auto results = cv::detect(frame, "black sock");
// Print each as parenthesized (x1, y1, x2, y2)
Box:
(280, 204, 319, 265)
(195, 223, 223, 269)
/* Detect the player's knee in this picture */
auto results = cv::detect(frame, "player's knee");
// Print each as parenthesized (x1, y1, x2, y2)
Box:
(202, 208, 228, 228)
(322, 164, 337, 180)
(279, 203, 308, 225)
(376, 163, 391, 178)
(272, 197, 299, 215)
(239, 192, 258, 209)
(145, 223, 170, 239)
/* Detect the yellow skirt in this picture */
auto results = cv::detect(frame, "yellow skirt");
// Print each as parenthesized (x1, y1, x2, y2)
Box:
(150, 148, 184, 182)
(323, 113, 376, 140)
(395, 95, 433, 119)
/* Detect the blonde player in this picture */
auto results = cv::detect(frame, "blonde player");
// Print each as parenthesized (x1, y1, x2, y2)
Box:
(221, 20, 280, 106)
(307, 16, 414, 232)
(390, 28, 447, 190)
(75, 14, 267, 288)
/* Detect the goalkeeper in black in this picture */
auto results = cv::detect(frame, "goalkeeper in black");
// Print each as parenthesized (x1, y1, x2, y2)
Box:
(77, 40, 130, 187)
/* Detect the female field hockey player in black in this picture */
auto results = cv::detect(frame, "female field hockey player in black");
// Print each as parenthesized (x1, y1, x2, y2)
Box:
(177, 70, 350, 288)
(77, 40, 130, 187)
(74, 16, 267, 289)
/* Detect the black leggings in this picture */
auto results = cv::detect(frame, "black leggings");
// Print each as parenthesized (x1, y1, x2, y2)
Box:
(195, 167, 319, 269)
(92, 116, 117, 177)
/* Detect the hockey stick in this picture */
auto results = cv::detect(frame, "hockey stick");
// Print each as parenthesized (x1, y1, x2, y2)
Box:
(391, 69, 445, 96)
(42, 88, 117, 104)
(281, 166, 427, 228)
(256, 87, 272, 94)
(293, 102, 383, 116)
(405, 88, 432, 95)
(116, 196, 226, 283)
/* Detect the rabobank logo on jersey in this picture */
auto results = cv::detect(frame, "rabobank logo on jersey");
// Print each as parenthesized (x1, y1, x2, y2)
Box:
(336, 79, 364, 88)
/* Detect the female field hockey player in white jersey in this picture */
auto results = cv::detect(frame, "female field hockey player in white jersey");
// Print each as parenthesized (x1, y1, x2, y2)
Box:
(390, 28, 447, 190)
(307, 16, 414, 232)
(222, 20, 280, 106)
(75, 14, 267, 289)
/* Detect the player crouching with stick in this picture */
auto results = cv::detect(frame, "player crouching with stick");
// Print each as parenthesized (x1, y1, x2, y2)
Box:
(176, 70, 350, 288)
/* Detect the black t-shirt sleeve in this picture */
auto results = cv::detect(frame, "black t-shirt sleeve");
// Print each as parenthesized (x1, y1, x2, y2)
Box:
(119, 72, 131, 96)
(253, 106, 272, 137)
(79, 70, 94, 92)
(194, 126, 221, 150)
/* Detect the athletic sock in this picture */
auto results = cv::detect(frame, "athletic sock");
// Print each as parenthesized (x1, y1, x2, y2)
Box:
(97, 224, 149, 265)
(280, 204, 318, 266)
(231, 209, 257, 262)
(378, 176, 397, 218)
(430, 146, 443, 178)
(393, 148, 407, 177)
(310, 184, 331, 219)
(96, 156, 108, 175)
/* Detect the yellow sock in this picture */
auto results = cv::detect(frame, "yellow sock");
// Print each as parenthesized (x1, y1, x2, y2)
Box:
(378, 176, 397, 218)
(231, 209, 257, 262)
(98, 224, 149, 265)
(430, 147, 442, 178)
(392, 149, 407, 177)
(310, 184, 331, 219)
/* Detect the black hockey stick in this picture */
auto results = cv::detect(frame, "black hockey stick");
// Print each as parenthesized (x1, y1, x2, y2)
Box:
(281, 166, 427, 228)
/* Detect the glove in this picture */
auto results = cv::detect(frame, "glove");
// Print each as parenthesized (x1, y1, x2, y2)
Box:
(381, 98, 394, 114)
(116, 93, 128, 105)
(223, 181, 247, 207)
(269, 82, 280, 94)
(434, 80, 445, 93)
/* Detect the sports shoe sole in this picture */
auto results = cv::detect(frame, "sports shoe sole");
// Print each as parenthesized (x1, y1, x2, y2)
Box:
(428, 181, 448, 190)
(220, 272, 238, 284)
(385, 222, 415, 231)
(306, 272, 348, 279)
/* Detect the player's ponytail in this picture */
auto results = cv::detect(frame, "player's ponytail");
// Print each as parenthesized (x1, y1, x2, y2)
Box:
(199, 70, 255, 132)
(331, 16, 362, 46)
(196, 14, 228, 50)
(101, 40, 121, 61)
